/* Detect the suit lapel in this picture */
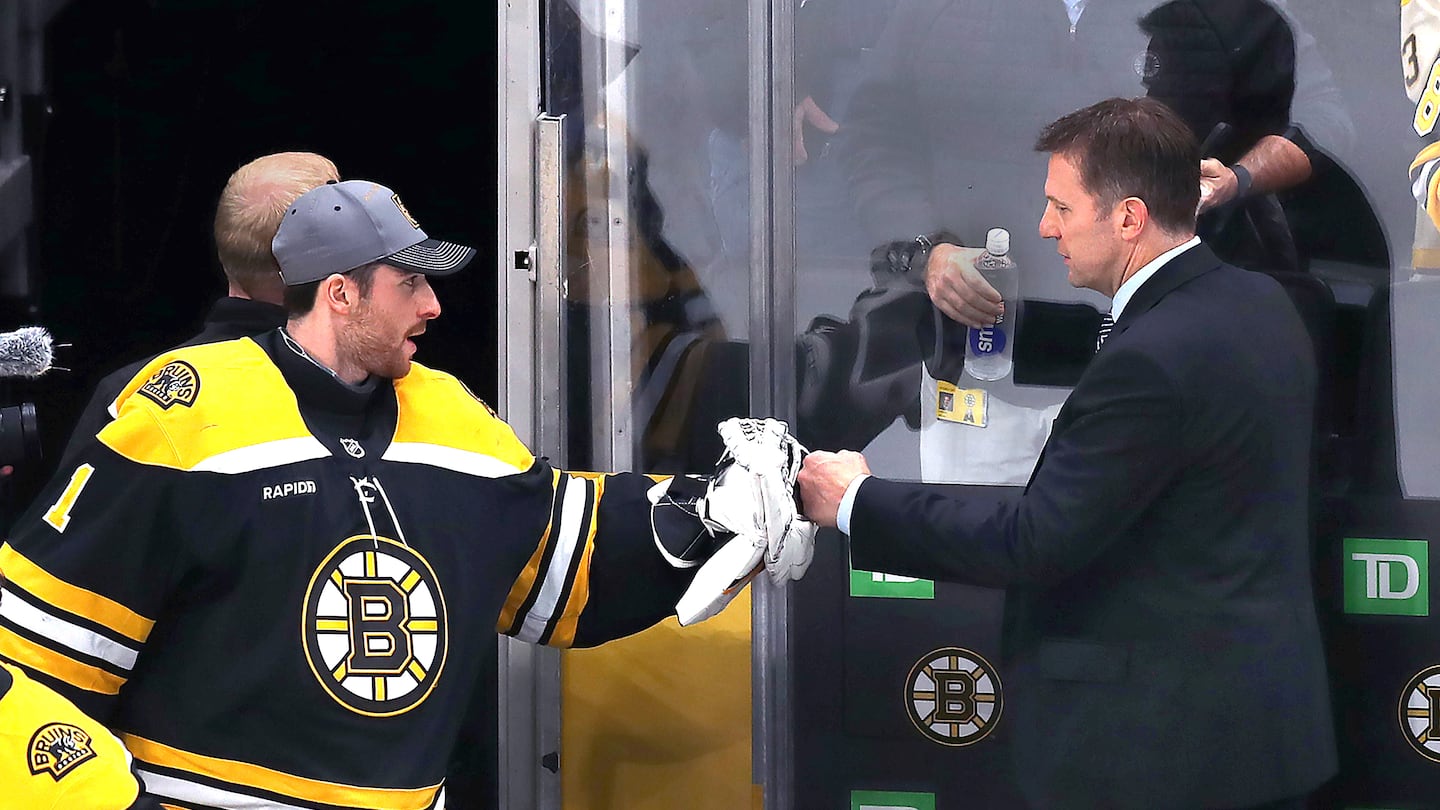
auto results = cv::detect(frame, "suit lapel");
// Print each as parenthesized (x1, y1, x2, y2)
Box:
(1024, 243, 1221, 493)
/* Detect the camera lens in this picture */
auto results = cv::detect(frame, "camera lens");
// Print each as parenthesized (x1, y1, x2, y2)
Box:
(0, 403, 39, 467)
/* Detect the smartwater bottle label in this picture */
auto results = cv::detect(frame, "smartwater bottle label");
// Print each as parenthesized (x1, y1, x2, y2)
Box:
(968, 319, 1007, 356)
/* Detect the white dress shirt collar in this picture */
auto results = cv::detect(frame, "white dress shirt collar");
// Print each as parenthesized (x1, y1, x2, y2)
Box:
(1109, 236, 1201, 321)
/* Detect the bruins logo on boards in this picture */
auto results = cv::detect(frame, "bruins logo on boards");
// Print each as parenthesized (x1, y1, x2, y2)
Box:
(138, 360, 200, 409)
(1399, 664, 1440, 763)
(28, 723, 98, 781)
(905, 647, 1002, 747)
(303, 535, 448, 717)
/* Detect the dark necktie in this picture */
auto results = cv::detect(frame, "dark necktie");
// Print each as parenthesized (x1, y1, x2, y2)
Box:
(1096, 312, 1114, 353)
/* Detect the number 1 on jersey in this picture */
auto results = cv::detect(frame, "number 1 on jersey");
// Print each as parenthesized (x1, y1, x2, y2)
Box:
(43, 464, 95, 533)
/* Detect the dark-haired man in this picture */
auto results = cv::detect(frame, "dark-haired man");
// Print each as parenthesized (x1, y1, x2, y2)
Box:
(800, 97, 1336, 809)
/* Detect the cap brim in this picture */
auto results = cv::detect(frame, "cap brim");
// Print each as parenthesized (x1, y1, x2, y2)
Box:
(384, 238, 476, 276)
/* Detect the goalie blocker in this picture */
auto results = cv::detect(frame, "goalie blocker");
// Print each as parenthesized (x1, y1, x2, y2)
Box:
(650, 418, 817, 625)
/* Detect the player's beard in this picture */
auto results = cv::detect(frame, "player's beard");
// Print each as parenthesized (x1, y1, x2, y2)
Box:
(340, 302, 418, 381)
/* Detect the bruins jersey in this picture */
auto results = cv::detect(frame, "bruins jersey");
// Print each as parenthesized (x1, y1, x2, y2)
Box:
(1404, 0, 1440, 262)
(0, 662, 158, 810)
(0, 331, 699, 810)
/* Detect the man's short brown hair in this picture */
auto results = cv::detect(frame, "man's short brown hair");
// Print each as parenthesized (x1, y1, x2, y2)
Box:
(1034, 97, 1200, 234)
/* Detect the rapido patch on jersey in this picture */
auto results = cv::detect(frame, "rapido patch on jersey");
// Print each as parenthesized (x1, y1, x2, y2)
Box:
(303, 535, 448, 717)
(28, 723, 98, 781)
(138, 360, 200, 409)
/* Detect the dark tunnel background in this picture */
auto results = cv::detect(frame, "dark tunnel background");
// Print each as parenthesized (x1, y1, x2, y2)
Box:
(2, 0, 499, 520)
(2, 8, 500, 801)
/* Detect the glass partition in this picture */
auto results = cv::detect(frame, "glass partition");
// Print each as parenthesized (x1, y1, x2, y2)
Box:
(511, 1, 1440, 806)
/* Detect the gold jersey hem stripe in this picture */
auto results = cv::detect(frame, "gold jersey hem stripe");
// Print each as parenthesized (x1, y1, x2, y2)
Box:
(121, 734, 442, 810)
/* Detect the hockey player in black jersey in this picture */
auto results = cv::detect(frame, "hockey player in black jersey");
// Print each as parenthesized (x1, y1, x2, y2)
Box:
(0, 179, 814, 809)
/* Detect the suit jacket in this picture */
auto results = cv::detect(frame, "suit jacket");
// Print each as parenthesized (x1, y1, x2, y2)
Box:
(849, 243, 1336, 809)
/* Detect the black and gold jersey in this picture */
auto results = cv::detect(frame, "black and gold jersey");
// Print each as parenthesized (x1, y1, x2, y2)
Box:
(0, 331, 698, 810)
(1405, 0, 1440, 259)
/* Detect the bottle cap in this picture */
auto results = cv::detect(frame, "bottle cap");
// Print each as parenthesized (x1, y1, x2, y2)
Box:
(985, 228, 1010, 256)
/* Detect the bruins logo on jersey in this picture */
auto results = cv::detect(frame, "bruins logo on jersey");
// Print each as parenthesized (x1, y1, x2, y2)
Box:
(138, 360, 200, 409)
(1399, 663, 1440, 763)
(905, 646, 1003, 747)
(28, 723, 98, 781)
(303, 535, 448, 717)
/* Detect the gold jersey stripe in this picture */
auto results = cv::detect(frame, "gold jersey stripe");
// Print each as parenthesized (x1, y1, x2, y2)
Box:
(497, 468, 561, 632)
(1416, 246, 1440, 268)
(121, 734, 443, 810)
(1410, 140, 1440, 174)
(0, 625, 125, 695)
(99, 339, 318, 471)
(547, 476, 603, 648)
(391, 364, 535, 471)
(0, 544, 154, 643)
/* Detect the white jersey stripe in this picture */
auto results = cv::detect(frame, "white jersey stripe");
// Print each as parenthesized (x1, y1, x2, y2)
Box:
(515, 476, 590, 643)
(137, 769, 315, 810)
(0, 586, 138, 670)
(189, 437, 331, 474)
(381, 442, 526, 478)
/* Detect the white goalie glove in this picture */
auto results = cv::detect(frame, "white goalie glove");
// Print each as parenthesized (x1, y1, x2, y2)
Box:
(650, 418, 817, 626)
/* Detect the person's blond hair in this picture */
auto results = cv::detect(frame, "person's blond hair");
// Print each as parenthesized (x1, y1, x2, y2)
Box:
(213, 152, 340, 301)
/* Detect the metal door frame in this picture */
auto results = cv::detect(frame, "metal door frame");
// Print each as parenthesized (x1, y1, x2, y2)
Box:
(498, 1, 799, 806)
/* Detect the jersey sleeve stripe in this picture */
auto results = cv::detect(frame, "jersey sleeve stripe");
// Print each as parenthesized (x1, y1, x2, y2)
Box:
(123, 734, 442, 810)
(0, 585, 139, 671)
(514, 476, 593, 644)
(0, 544, 154, 643)
(542, 476, 603, 648)
(497, 469, 564, 635)
(0, 625, 125, 694)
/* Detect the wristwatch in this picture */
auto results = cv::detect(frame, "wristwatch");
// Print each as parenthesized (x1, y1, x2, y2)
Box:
(870, 230, 961, 284)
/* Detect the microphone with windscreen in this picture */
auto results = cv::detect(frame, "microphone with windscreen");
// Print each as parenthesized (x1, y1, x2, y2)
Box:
(0, 326, 55, 469)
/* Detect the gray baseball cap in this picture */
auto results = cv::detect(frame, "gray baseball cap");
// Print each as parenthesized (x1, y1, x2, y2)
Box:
(272, 179, 476, 285)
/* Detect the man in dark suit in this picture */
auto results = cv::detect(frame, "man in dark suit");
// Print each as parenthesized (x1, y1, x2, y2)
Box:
(798, 97, 1336, 809)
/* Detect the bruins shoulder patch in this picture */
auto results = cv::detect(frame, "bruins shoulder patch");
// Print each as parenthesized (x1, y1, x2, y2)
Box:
(28, 723, 98, 781)
(138, 360, 200, 409)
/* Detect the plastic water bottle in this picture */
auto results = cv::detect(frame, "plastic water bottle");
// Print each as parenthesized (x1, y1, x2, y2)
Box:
(964, 228, 1019, 381)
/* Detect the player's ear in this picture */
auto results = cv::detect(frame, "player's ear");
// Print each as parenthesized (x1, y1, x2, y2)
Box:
(320, 273, 353, 313)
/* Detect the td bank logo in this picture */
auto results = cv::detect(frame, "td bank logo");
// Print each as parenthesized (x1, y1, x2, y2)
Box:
(1344, 538, 1428, 617)
(851, 790, 935, 810)
(849, 566, 934, 600)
